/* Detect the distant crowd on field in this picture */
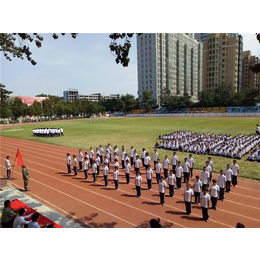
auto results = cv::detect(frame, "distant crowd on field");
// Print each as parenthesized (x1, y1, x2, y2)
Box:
(155, 130, 260, 161)
(32, 127, 64, 137)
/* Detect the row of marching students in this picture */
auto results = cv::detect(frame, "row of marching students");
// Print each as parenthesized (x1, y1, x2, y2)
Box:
(65, 146, 239, 223)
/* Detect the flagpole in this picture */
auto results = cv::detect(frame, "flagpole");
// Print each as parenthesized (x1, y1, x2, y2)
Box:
(11, 148, 18, 179)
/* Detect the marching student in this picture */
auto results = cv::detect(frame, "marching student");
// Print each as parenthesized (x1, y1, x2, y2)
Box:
(218, 170, 226, 201)
(163, 155, 170, 179)
(103, 162, 109, 187)
(201, 166, 210, 190)
(124, 153, 130, 169)
(171, 151, 178, 173)
(66, 153, 72, 174)
(133, 150, 138, 166)
(83, 157, 89, 179)
(135, 171, 142, 197)
(183, 157, 190, 183)
(184, 183, 193, 215)
(92, 161, 97, 183)
(89, 147, 94, 167)
(153, 149, 159, 170)
(95, 154, 101, 176)
(205, 161, 212, 183)
(99, 145, 104, 164)
(105, 150, 111, 169)
(73, 155, 78, 176)
(200, 187, 210, 222)
(193, 175, 202, 204)
(130, 146, 134, 166)
(134, 155, 141, 174)
(175, 161, 183, 190)
(104, 154, 109, 171)
(84, 151, 89, 161)
(5, 156, 11, 180)
(208, 157, 214, 182)
(155, 158, 162, 184)
(231, 159, 239, 187)
(168, 170, 176, 198)
(125, 159, 131, 184)
(224, 164, 232, 193)
(144, 152, 151, 170)
(114, 158, 119, 172)
(141, 148, 146, 167)
(146, 165, 153, 190)
(113, 166, 119, 190)
(159, 176, 167, 206)
(121, 147, 126, 169)
(188, 154, 195, 178)
(209, 179, 220, 210)
(78, 149, 83, 171)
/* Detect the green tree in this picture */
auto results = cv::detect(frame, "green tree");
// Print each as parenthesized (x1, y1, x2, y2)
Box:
(240, 87, 260, 106)
(140, 90, 158, 111)
(10, 97, 28, 118)
(0, 83, 13, 118)
(41, 98, 54, 117)
(120, 94, 139, 113)
(213, 83, 235, 106)
(197, 90, 214, 107)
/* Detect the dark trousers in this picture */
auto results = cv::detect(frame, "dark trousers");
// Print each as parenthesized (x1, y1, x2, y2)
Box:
(226, 180, 231, 192)
(97, 166, 100, 175)
(147, 179, 152, 190)
(73, 167, 77, 176)
(126, 173, 130, 184)
(122, 160, 125, 169)
(190, 168, 193, 178)
(219, 187, 225, 200)
(114, 180, 118, 190)
(160, 192, 165, 205)
(211, 196, 218, 210)
(184, 172, 189, 183)
(67, 164, 71, 174)
(176, 177, 182, 189)
(79, 161, 83, 170)
(135, 167, 140, 174)
(185, 201, 192, 215)
(104, 175, 108, 186)
(144, 164, 148, 170)
(156, 173, 160, 184)
(154, 161, 157, 170)
(131, 157, 134, 166)
(136, 185, 141, 197)
(93, 173, 97, 182)
(169, 184, 174, 197)
(84, 169, 88, 179)
(202, 183, 208, 190)
(163, 169, 168, 179)
(172, 165, 176, 173)
(90, 158, 93, 167)
(202, 206, 209, 221)
(232, 175, 237, 186)
(209, 172, 212, 182)
(100, 156, 103, 164)
(7, 169, 11, 179)
(194, 191, 201, 203)
(142, 158, 144, 167)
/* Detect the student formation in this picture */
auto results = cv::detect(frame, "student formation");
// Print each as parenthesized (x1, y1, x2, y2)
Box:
(32, 127, 64, 137)
(66, 144, 243, 223)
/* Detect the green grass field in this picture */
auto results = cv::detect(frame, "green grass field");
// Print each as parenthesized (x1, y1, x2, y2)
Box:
(1, 117, 260, 180)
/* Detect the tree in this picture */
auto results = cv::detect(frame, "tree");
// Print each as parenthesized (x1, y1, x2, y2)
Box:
(197, 90, 214, 107)
(140, 90, 158, 111)
(213, 83, 235, 106)
(10, 97, 28, 118)
(160, 88, 171, 108)
(0, 83, 13, 118)
(240, 87, 260, 106)
(120, 94, 139, 113)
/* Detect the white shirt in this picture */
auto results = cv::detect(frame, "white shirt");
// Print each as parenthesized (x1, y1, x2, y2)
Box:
(224, 168, 232, 181)
(13, 214, 32, 228)
(67, 156, 71, 165)
(135, 175, 142, 186)
(84, 160, 89, 170)
(188, 157, 194, 168)
(184, 188, 193, 202)
(153, 152, 159, 161)
(78, 152, 83, 162)
(89, 150, 94, 159)
(175, 166, 183, 178)
(210, 184, 220, 197)
(135, 159, 140, 168)
(201, 171, 209, 184)
(73, 158, 77, 167)
(159, 180, 167, 193)
(183, 161, 190, 172)
(113, 170, 119, 180)
(171, 155, 178, 165)
(168, 174, 176, 185)
(92, 164, 97, 173)
(142, 150, 146, 159)
(130, 149, 134, 157)
(209, 161, 213, 170)
(218, 174, 226, 188)
(146, 168, 153, 180)
(200, 193, 210, 208)
(5, 159, 11, 170)
(125, 164, 131, 174)
(163, 159, 169, 169)
(155, 162, 162, 173)
(194, 179, 202, 192)
(95, 157, 100, 166)
(231, 164, 239, 176)
(144, 156, 150, 165)
(103, 166, 109, 176)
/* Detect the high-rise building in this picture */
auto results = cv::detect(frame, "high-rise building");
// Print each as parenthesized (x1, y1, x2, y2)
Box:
(202, 33, 243, 93)
(242, 51, 260, 90)
(194, 33, 211, 44)
(137, 33, 203, 104)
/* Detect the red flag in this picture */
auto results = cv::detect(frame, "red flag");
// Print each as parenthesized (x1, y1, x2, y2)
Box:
(16, 148, 24, 167)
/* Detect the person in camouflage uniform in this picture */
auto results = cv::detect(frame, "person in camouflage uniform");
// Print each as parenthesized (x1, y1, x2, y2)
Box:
(22, 164, 30, 191)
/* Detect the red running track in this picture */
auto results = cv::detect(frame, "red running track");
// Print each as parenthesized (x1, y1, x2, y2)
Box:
(0, 136, 259, 228)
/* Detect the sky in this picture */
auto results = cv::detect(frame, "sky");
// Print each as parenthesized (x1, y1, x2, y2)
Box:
(1, 33, 259, 99)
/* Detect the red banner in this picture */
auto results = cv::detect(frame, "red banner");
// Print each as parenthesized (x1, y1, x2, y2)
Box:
(16, 148, 24, 167)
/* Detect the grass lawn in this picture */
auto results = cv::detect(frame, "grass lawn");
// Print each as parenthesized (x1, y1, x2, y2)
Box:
(1, 117, 260, 180)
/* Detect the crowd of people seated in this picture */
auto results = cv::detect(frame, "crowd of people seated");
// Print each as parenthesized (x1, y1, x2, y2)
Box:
(32, 127, 64, 137)
(246, 146, 260, 162)
(155, 130, 260, 160)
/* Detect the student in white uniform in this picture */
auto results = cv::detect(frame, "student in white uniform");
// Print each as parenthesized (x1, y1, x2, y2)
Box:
(130, 146, 134, 166)
(83, 157, 89, 179)
(208, 157, 214, 182)
(218, 170, 226, 201)
(224, 164, 232, 193)
(183, 157, 190, 183)
(153, 149, 159, 170)
(188, 154, 195, 178)
(168, 170, 176, 197)
(201, 166, 210, 190)
(135, 172, 142, 197)
(66, 153, 71, 174)
(159, 176, 167, 206)
(141, 148, 146, 167)
(146, 165, 153, 190)
(171, 152, 178, 173)
(103, 162, 109, 187)
(163, 155, 170, 179)
(175, 161, 183, 190)
(200, 188, 210, 222)
(209, 179, 220, 210)
(121, 147, 126, 169)
(144, 152, 151, 170)
(92, 161, 97, 183)
(231, 160, 239, 187)
(193, 175, 202, 204)
(184, 182, 194, 215)
(113, 166, 119, 190)
(134, 155, 141, 174)
(73, 155, 78, 176)
(89, 147, 94, 167)
(96, 154, 101, 176)
(13, 208, 33, 228)
(78, 149, 83, 171)
(155, 159, 162, 184)
(99, 145, 104, 164)
(125, 160, 131, 184)
(5, 156, 11, 180)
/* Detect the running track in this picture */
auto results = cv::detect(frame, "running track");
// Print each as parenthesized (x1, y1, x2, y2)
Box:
(1, 136, 259, 228)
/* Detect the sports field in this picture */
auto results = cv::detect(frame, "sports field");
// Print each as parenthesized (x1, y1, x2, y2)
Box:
(1, 117, 260, 180)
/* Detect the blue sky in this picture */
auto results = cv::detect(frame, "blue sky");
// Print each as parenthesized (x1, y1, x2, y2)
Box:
(1, 33, 259, 98)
